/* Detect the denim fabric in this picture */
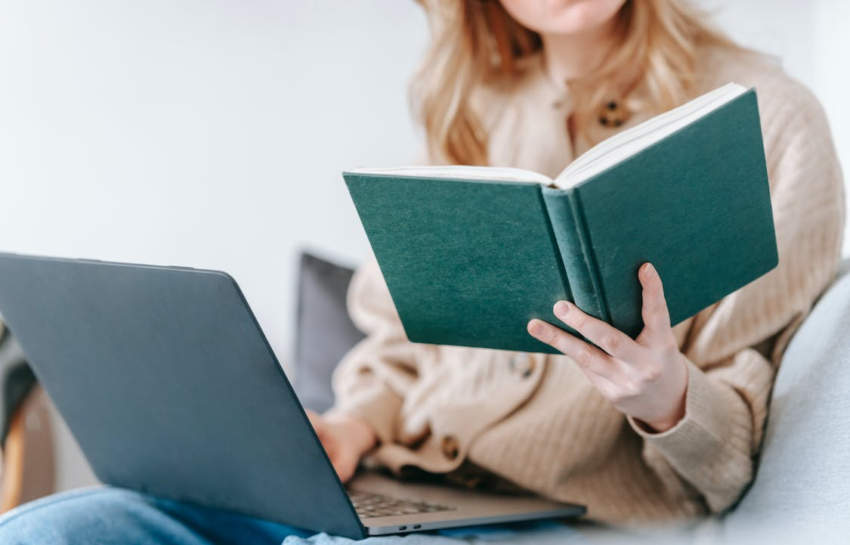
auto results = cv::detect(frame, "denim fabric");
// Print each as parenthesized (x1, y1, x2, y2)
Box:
(0, 487, 313, 544)
(0, 486, 589, 545)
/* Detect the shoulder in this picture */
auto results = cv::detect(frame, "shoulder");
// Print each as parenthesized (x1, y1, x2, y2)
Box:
(696, 43, 844, 235)
(694, 43, 841, 198)
(693, 44, 831, 145)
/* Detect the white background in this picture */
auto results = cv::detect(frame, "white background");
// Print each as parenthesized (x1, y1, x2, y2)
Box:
(0, 0, 847, 491)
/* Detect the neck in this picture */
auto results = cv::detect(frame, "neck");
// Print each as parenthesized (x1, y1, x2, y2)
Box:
(540, 18, 620, 86)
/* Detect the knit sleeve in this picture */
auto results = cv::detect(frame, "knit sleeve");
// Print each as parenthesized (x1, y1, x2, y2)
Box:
(627, 79, 845, 513)
(326, 250, 421, 445)
(327, 142, 436, 444)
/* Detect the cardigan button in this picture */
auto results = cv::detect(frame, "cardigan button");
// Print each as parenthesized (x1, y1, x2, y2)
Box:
(598, 100, 629, 127)
(509, 353, 535, 378)
(441, 435, 460, 460)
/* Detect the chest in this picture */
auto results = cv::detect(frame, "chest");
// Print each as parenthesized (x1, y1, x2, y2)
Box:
(484, 100, 652, 179)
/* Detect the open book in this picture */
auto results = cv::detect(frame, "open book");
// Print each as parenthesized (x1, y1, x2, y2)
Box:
(344, 83, 778, 353)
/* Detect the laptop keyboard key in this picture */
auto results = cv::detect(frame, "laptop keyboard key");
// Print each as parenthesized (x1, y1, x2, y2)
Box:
(348, 491, 456, 520)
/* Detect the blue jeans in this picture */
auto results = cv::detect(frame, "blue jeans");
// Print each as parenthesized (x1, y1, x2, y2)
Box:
(0, 487, 314, 544)
(0, 486, 588, 544)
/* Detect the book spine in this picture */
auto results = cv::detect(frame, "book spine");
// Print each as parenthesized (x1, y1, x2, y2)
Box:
(535, 188, 573, 304)
(541, 187, 609, 323)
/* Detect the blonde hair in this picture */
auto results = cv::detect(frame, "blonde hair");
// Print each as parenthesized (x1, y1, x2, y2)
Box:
(412, 0, 748, 166)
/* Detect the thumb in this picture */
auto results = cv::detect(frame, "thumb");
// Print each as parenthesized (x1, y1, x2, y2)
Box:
(331, 447, 360, 483)
(639, 262, 672, 341)
(305, 409, 327, 440)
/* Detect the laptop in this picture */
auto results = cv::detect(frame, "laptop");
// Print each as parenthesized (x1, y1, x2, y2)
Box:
(0, 252, 585, 539)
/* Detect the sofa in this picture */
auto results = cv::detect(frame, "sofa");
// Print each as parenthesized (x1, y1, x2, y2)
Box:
(717, 257, 850, 542)
(293, 250, 850, 543)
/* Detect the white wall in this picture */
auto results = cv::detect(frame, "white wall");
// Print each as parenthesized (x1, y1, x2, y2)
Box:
(812, 0, 850, 202)
(0, 0, 429, 366)
(0, 0, 846, 491)
(0, 0, 430, 491)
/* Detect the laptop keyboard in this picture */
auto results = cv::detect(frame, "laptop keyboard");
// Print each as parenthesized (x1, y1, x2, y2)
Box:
(348, 490, 456, 519)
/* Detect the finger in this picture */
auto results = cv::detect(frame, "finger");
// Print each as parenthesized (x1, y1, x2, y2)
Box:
(575, 361, 626, 403)
(305, 409, 319, 426)
(552, 300, 643, 361)
(529, 319, 632, 405)
(527, 319, 617, 378)
(332, 450, 359, 483)
(639, 263, 672, 338)
(305, 410, 326, 439)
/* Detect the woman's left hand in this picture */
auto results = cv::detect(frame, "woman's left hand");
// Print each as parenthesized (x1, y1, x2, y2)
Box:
(527, 262, 688, 433)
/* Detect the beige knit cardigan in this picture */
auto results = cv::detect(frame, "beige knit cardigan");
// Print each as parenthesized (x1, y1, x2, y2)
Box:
(329, 45, 846, 525)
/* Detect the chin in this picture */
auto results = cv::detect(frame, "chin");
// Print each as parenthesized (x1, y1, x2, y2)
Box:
(500, 0, 628, 36)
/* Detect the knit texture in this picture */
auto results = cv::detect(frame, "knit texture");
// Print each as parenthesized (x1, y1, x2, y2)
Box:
(329, 45, 846, 525)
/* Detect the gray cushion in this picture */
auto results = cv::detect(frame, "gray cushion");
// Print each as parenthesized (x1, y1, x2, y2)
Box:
(722, 258, 850, 542)
(292, 251, 365, 413)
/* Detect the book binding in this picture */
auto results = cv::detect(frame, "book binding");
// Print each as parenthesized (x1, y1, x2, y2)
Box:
(541, 187, 609, 324)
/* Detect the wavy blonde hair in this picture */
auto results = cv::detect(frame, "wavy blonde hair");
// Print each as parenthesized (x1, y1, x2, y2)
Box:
(412, 0, 748, 166)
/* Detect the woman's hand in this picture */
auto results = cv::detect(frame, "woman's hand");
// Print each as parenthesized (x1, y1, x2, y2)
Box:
(527, 262, 688, 432)
(306, 410, 377, 483)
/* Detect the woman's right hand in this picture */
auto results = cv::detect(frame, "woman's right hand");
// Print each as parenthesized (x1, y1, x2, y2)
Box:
(305, 409, 377, 483)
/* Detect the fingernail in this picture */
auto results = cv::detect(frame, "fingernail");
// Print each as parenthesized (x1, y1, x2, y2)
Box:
(554, 301, 570, 318)
(644, 263, 655, 278)
(529, 321, 544, 336)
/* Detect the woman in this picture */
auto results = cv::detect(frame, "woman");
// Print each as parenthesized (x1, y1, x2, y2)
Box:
(316, 0, 845, 525)
(0, 0, 843, 542)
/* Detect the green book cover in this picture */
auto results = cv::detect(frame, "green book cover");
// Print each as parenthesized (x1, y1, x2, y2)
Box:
(344, 86, 777, 353)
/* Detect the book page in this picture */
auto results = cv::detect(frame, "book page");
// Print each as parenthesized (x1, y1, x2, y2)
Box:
(350, 165, 553, 185)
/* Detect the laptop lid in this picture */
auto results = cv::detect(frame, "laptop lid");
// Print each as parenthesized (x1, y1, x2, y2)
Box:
(0, 253, 367, 539)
